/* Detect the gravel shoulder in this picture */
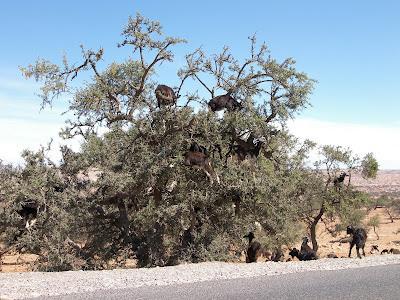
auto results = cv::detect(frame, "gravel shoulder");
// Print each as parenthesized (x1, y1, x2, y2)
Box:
(1, 255, 400, 299)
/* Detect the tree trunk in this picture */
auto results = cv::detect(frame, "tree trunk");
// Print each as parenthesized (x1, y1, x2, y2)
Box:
(373, 226, 380, 240)
(310, 206, 325, 252)
(117, 199, 132, 243)
(386, 208, 394, 223)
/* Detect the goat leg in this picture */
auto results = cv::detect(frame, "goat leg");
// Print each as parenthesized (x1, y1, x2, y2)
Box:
(348, 242, 355, 258)
(203, 169, 214, 185)
(356, 246, 362, 259)
(224, 144, 234, 166)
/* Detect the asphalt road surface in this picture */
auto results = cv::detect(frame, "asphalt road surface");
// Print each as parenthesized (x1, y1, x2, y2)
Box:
(42, 264, 400, 300)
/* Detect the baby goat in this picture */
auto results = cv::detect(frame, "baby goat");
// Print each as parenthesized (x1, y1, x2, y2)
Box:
(370, 245, 379, 254)
(347, 225, 367, 258)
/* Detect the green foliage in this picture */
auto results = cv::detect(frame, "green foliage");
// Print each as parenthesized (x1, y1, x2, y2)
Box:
(361, 153, 379, 179)
(299, 145, 375, 251)
(367, 215, 381, 228)
(367, 214, 381, 240)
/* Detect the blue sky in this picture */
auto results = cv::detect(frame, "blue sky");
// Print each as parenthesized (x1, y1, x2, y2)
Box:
(0, 1, 399, 168)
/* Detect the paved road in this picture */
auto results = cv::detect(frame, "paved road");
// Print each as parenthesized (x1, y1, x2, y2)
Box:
(43, 264, 400, 300)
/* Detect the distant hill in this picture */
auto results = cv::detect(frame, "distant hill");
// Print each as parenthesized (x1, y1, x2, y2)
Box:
(352, 170, 400, 198)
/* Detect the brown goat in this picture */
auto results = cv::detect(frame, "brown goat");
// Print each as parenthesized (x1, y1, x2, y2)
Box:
(243, 232, 266, 263)
(208, 94, 242, 112)
(301, 237, 314, 253)
(155, 84, 178, 108)
(183, 151, 220, 184)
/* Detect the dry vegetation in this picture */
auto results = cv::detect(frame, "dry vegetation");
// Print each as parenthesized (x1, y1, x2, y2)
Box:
(3, 173, 399, 271)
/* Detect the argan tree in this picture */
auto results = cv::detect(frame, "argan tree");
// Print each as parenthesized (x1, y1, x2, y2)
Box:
(0, 13, 374, 269)
(298, 145, 377, 251)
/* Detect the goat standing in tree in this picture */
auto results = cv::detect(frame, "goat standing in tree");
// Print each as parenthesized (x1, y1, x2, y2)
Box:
(333, 172, 349, 191)
(225, 133, 264, 164)
(183, 143, 220, 184)
(208, 94, 242, 112)
(17, 201, 38, 229)
(155, 84, 178, 108)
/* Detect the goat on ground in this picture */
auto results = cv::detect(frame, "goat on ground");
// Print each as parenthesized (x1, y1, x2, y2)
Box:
(301, 237, 314, 254)
(347, 225, 367, 258)
(208, 94, 242, 112)
(288, 236, 317, 261)
(288, 248, 317, 261)
(370, 245, 379, 254)
(183, 151, 220, 184)
(389, 248, 400, 254)
(243, 232, 263, 263)
(270, 248, 285, 262)
(155, 84, 178, 108)
(381, 249, 389, 255)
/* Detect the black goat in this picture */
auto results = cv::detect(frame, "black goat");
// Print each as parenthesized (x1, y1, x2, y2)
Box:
(370, 245, 379, 254)
(225, 134, 264, 163)
(155, 84, 178, 108)
(333, 172, 349, 190)
(17, 201, 38, 229)
(243, 232, 263, 263)
(183, 151, 220, 184)
(288, 248, 317, 261)
(208, 94, 242, 112)
(347, 225, 367, 258)
(381, 249, 389, 255)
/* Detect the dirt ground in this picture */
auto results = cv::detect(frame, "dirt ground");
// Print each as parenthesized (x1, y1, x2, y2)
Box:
(2, 170, 400, 272)
(312, 207, 400, 258)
